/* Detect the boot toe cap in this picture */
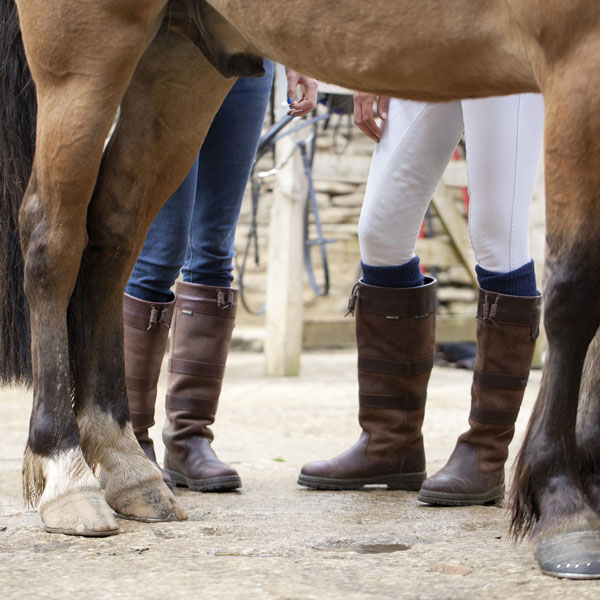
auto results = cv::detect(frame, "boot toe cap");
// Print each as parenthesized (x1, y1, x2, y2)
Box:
(300, 460, 331, 478)
(195, 460, 240, 479)
(420, 471, 472, 494)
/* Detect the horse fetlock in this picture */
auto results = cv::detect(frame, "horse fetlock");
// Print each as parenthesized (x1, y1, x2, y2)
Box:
(582, 473, 600, 512)
(78, 409, 147, 471)
(531, 477, 598, 541)
(23, 445, 96, 507)
(78, 413, 186, 521)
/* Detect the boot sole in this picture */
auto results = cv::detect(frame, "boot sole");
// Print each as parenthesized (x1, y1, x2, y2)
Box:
(165, 469, 242, 493)
(297, 472, 426, 491)
(417, 484, 504, 507)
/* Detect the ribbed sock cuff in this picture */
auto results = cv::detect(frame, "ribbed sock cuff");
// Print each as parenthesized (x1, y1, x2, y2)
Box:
(360, 256, 425, 288)
(475, 259, 537, 296)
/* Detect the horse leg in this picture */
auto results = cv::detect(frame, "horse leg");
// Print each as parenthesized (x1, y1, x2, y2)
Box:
(16, 0, 168, 535)
(577, 332, 600, 514)
(68, 23, 234, 521)
(510, 65, 600, 577)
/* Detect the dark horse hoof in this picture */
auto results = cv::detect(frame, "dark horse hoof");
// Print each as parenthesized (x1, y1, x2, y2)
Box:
(534, 529, 600, 579)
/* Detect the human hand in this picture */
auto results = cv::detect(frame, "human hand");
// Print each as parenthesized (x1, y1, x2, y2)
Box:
(353, 92, 390, 143)
(286, 69, 318, 117)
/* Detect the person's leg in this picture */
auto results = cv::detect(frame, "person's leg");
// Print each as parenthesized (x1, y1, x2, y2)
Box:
(181, 61, 275, 286)
(299, 99, 464, 489)
(163, 62, 275, 492)
(419, 93, 544, 506)
(126, 158, 199, 302)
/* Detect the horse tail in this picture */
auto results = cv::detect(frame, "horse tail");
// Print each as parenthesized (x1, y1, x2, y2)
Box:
(0, 0, 36, 385)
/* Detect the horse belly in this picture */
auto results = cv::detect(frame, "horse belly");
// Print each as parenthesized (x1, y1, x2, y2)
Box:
(207, 0, 539, 100)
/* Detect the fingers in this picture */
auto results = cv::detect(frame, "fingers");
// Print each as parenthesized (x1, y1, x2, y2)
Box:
(377, 96, 390, 121)
(286, 69, 301, 104)
(287, 71, 319, 117)
(353, 91, 382, 142)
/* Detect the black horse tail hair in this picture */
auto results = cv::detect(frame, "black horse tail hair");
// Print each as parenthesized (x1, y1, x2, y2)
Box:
(508, 396, 546, 541)
(0, 0, 36, 386)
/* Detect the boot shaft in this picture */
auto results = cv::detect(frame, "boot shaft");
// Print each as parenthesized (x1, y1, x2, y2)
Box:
(352, 278, 437, 461)
(460, 289, 542, 470)
(164, 281, 237, 448)
(123, 293, 174, 440)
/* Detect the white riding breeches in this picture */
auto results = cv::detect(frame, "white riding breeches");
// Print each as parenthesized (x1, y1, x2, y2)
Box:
(358, 94, 544, 273)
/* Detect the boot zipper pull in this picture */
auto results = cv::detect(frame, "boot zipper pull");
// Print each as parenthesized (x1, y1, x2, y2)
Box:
(159, 307, 171, 328)
(489, 296, 499, 321)
(481, 294, 500, 326)
(345, 282, 360, 317)
(147, 305, 159, 330)
(217, 289, 233, 310)
(481, 294, 490, 321)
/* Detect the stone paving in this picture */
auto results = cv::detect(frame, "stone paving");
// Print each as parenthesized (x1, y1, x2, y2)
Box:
(1, 350, 598, 599)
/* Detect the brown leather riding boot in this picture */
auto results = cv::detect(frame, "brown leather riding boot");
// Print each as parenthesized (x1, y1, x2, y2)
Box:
(162, 281, 241, 492)
(418, 289, 542, 506)
(298, 277, 437, 490)
(123, 293, 174, 464)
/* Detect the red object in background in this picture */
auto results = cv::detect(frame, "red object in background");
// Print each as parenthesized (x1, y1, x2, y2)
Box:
(453, 148, 470, 215)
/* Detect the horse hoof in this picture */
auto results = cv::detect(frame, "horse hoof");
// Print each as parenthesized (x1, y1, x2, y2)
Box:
(106, 481, 187, 523)
(40, 490, 119, 537)
(534, 529, 600, 579)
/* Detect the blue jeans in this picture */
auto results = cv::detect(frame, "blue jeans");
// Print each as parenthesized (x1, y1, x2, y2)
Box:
(126, 60, 274, 302)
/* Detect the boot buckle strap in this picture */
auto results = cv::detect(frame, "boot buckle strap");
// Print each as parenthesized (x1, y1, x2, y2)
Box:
(126, 373, 160, 392)
(166, 394, 218, 414)
(473, 369, 529, 390)
(469, 405, 520, 424)
(358, 356, 433, 376)
(359, 392, 426, 410)
(169, 358, 226, 380)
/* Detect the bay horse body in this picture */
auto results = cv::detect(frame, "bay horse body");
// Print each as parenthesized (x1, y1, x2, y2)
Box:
(1, 0, 599, 578)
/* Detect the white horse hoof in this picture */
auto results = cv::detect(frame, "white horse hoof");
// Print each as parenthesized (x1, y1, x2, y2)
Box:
(40, 489, 119, 536)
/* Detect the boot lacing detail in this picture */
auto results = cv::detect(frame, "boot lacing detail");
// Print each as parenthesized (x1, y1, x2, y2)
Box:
(345, 281, 361, 317)
(217, 289, 235, 310)
(147, 305, 171, 330)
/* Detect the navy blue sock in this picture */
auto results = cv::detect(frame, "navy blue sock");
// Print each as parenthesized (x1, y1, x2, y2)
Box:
(361, 256, 425, 288)
(475, 259, 537, 296)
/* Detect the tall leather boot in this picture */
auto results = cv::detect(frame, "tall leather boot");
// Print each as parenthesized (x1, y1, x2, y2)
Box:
(123, 293, 174, 464)
(418, 289, 542, 506)
(298, 277, 437, 490)
(163, 281, 241, 492)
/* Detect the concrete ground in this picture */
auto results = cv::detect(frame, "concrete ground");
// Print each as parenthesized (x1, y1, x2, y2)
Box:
(0, 350, 597, 599)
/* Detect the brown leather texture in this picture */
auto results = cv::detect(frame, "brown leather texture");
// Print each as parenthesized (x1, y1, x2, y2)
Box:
(460, 290, 542, 473)
(420, 443, 504, 495)
(162, 281, 239, 482)
(123, 293, 174, 462)
(300, 278, 437, 481)
(301, 432, 425, 479)
(422, 290, 542, 498)
(357, 278, 437, 463)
